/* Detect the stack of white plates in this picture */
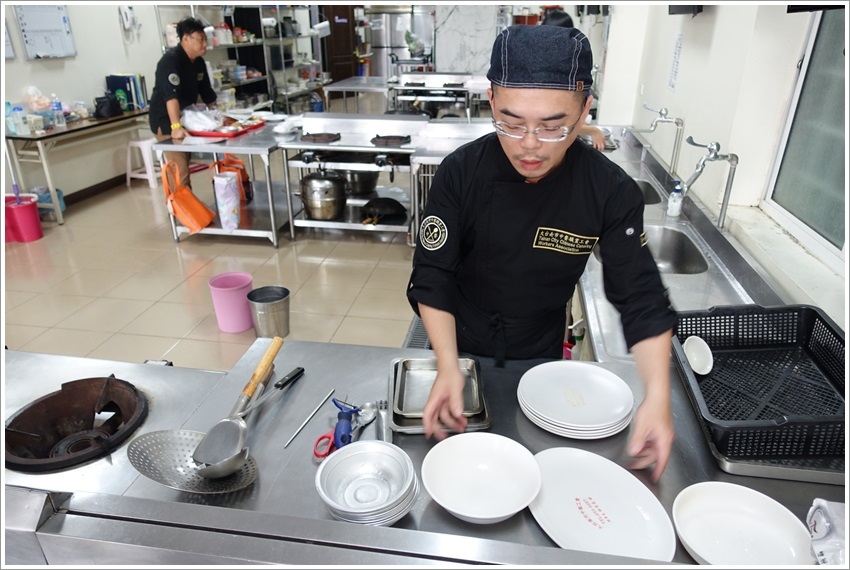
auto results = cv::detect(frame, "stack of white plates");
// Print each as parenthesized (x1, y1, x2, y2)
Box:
(315, 441, 419, 526)
(517, 361, 634, 439)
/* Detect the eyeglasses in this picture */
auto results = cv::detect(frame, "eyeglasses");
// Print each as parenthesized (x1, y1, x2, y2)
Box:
(492, 118, 579, 142)
(188, 33, 207, 43)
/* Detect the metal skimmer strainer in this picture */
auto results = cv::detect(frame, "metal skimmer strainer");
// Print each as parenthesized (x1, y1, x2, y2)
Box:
(127, 430, 258, 494)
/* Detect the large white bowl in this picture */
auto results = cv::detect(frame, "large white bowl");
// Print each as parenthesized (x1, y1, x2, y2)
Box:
(421, 432, 541, 524)
(673, 481, 815, 565)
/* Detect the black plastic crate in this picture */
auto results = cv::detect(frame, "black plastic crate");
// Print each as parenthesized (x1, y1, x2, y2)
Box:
(672, 304, 845, 460)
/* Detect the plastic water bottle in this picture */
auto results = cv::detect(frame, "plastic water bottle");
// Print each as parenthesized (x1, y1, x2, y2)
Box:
(12, 106, 30, 135)
(667, 181, 683, 217)
(51, 93, 66, 127)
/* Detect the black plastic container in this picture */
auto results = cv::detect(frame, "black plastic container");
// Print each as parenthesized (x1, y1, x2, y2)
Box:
(673, 304, 845, 459)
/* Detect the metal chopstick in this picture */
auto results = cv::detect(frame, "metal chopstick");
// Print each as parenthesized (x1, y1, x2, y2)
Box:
(284, 388, 334, 448)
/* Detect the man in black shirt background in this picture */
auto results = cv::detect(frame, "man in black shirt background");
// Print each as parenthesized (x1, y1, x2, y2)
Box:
(149, 17, 217, 189)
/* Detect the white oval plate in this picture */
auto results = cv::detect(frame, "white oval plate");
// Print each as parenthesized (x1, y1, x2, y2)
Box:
(263, 113, 289, 122)
(529, 447, 675, 562)
(673, 481, 815, 565)
(517, 361, 633, 428)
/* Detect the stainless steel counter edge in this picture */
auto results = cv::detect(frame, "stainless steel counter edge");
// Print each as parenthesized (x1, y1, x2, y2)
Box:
(24, 489, 664, 566)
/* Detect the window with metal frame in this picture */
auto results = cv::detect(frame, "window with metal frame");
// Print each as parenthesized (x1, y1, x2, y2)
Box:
(762, 9, 845, 275)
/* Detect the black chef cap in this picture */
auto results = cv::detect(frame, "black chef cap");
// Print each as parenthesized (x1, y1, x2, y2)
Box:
(486, 25, 593, 92)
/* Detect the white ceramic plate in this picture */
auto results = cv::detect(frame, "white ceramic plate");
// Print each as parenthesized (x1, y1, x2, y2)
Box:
(517, 361, 633, 428)
(251, 110, 274, 119)
(517, 391, 630, 431)
(263, 113, 289, 122)
(519, 399, 631, 439)
(673, 481, 815, 565)
(529, 447, 675, 562)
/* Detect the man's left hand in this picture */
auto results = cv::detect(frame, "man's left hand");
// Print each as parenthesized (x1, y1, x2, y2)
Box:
(626, 395, 674, 482)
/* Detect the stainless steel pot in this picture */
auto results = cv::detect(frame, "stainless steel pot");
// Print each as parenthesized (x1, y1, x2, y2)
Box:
(339, 170, 379, 196)
(299, 170, 347, 220)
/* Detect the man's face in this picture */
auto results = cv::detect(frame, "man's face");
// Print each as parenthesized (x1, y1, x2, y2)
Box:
(487, 86, 591, 183)
(181, 31, 208, 59)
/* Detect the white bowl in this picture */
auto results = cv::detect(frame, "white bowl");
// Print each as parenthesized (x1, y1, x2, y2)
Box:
(683, 335, 714, 375)
(673, 481, 815, 565)
(315, 441, 415, 518)
(421, 432, 541, 524)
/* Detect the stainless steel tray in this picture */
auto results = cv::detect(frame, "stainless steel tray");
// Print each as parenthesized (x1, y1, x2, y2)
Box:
(387, 358, 491, 434)
(393, 357, 483, 418)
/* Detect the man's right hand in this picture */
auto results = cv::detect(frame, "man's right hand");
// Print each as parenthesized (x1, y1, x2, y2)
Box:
(171, 126, 187, 140)
(421, 365, 468, 440)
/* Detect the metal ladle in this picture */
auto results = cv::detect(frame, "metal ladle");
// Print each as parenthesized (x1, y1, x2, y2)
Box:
(193, 337, 284, 478)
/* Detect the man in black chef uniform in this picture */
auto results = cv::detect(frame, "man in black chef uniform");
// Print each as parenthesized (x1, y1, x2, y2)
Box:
(149, 17, 217, 189)
(406, 25, 678, 482)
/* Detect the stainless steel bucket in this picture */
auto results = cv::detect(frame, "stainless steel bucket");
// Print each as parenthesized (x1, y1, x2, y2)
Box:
(247, 286, 290, 338)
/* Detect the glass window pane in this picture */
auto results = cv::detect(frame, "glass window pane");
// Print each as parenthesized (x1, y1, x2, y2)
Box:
(771, 10, 845, 249)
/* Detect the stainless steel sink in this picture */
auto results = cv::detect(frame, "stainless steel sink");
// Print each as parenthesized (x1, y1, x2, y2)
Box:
(644, 225, 709, 274)
(635, 179, 661, 205)
(594, 224, 709, 274)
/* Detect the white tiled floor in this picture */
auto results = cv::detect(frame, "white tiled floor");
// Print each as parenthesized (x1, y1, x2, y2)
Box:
(4, 94, 419, 372)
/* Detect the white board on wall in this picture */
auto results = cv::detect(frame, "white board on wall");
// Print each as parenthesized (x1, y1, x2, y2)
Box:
(5, 21, 15, 59)
(14, 5, 77, 60)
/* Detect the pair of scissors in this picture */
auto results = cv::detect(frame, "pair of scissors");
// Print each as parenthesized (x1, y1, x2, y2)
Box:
(313, 397, 360, 460)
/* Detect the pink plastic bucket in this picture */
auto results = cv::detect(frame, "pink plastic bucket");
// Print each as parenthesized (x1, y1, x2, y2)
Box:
(208, 272, 254, 333)
(5, 195, 44, 243)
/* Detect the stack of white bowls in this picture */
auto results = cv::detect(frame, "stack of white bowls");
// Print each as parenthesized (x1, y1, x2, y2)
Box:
(518, 361, 634, 439)
(315, 440, 419, 526)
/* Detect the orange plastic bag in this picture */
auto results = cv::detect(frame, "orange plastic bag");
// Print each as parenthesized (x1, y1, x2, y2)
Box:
(162, 162, 216, 234)
(211, 152, 253, 203)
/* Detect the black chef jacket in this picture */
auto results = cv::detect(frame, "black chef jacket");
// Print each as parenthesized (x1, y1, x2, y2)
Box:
(407, 133, 677, 364)
(149, 44, 216, 136)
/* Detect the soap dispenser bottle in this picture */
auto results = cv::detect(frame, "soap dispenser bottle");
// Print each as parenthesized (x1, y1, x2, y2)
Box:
(667, 181, 683, 217)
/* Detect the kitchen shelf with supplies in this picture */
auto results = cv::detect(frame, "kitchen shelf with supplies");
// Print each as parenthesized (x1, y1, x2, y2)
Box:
(258, 5, 328, 114)
(154, 5, 327, 113)
(278, 113, 429, 241)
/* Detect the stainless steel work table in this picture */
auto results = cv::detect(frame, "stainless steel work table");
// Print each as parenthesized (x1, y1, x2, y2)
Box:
(4, 340, 843, 565)
(153, 126, 289, 247)
(322, 76, 393, 113)
(277, 113, 429, 241)
(4, 109, 150, 224)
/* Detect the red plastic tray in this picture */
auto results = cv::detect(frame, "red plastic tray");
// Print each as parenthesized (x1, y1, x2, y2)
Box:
(188, 120, 266, 138)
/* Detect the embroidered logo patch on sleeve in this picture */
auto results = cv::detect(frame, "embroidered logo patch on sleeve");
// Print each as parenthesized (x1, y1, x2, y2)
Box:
(533, 227, 598, 255)
(168, 73, 180, 86)
(420, 216, 448, 251)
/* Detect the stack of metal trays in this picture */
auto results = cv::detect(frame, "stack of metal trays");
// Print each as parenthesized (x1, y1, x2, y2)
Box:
(387, 358, 491, 434)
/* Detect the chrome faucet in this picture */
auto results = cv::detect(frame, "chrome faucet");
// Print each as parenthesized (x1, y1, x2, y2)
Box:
(681, 136, 739, 229)
(624, 102, 684, 176)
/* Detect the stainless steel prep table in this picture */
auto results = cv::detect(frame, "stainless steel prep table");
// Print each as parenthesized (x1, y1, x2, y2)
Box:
(277, 113, 429, 241)
(4, 341, 843, 565)
(322, 76, 393, 113)
(153, 126, 289, 247)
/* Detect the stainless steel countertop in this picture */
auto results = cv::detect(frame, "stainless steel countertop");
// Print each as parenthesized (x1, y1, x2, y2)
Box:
(4, 340, 843, 565)
(152, 126, 283, 156)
